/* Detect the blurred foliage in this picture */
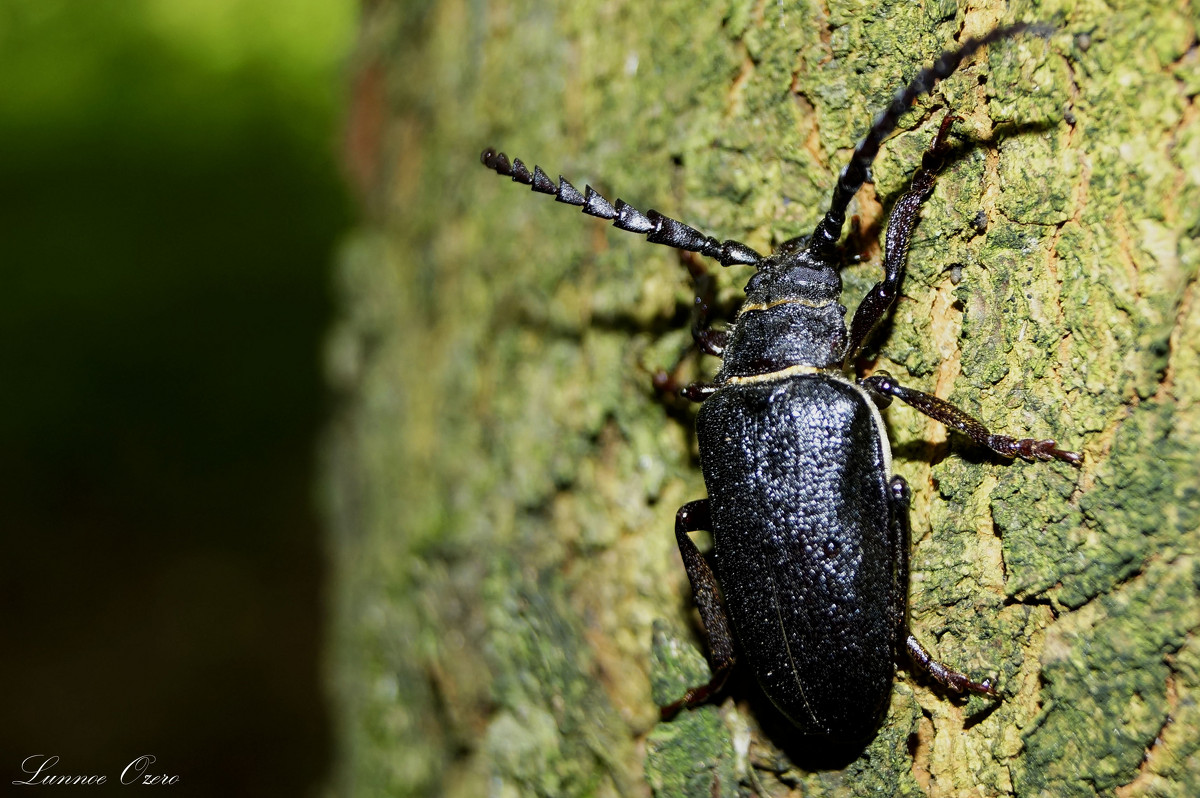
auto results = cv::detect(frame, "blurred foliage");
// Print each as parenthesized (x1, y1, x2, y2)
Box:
(0, 1, 354, 795)
(0, 0, 349, 140)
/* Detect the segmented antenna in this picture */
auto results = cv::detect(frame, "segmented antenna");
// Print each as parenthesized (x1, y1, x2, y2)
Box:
(808, 23, 1051, 256)
(480, 148, 763, 268)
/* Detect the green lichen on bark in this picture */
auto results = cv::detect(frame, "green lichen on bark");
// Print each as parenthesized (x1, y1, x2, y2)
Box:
(644, 624, 739, 798)
(326, 0, 1200, 795)
(1013, 556, 1200, 797)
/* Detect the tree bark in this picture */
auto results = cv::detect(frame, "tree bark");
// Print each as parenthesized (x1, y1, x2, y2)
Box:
(325, 1, 1200, 795)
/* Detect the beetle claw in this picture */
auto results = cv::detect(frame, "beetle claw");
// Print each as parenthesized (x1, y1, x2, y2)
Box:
(973, 677, 1001, 699)
(1027, 438, 1083, 466)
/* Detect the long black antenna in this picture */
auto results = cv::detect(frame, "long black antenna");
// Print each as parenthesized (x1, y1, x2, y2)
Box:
(480, 148, 763, 267)
(808, 23, 1050, 257)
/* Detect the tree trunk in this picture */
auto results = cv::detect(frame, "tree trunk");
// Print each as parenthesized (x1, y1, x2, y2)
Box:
(325, 1, 1200, 795)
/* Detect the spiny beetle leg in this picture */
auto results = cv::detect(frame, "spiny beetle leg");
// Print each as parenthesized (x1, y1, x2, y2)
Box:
(660, 499, 736, 720)
(905, 635, 1000, 697)
(860, 373, 1082, 465)
(844, 112, 960, 366)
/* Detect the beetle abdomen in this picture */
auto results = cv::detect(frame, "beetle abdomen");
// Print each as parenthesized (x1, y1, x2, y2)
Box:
(697, 374, 895, 737)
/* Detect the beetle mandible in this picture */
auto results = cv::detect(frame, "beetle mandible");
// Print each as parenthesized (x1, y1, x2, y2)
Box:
(481, 23, 1080, 740)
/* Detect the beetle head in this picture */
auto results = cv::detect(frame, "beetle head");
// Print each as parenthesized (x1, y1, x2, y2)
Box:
(743, 241, 843, 306)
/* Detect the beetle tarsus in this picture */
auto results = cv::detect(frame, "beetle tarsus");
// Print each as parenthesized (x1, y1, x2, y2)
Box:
(659, 662, 735, 721)
(905, 634, 1000, 698)
(988, 435, 1083, 465)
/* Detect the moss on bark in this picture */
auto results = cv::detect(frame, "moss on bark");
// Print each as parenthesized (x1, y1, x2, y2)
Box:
(326, 0, 1200, 795)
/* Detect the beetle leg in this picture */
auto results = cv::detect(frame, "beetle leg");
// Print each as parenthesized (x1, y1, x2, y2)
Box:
(886, 476, 911, 637)
(681, 382, 718, 402)
(651, 364, 720, 401)
(694, 329, 727, 357)
(678, 251, 728, 357)
(860, 373, 1082, 465)
(888, 477, 1000, 698)
(660, 499, 737, 720)
(843, 112, 959, 367)
(650, 371, 717, 403)
(904, 636, 999, 697)
(651, 252, 727, 397)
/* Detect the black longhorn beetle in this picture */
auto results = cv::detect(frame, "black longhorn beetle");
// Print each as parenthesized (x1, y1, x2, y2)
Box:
(481, 23, 1080, 740)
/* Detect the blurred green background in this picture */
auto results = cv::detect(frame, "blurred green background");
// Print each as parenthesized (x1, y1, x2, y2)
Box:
(1, 1, 356, 794)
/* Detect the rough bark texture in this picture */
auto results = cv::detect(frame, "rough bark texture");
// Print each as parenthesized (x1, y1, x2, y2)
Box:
(325, 1, 1200, 796)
